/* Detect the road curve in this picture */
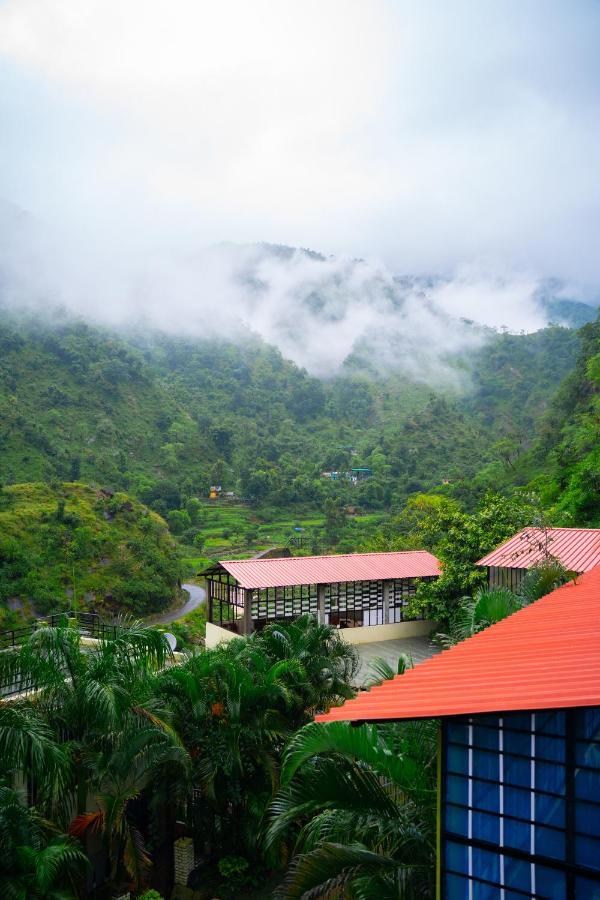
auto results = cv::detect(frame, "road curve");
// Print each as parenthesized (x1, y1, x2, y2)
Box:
(148, 582, 206, 625)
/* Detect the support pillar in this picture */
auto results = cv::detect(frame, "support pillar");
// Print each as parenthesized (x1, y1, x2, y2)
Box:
(383, 580, 391, 625)
(243, 589, 254, 636)
(317, 584, 325, 625)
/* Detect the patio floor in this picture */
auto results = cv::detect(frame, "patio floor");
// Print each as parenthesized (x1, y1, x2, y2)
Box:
(354, 635, 439, 687)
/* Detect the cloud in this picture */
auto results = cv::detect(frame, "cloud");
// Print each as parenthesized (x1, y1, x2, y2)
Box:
(0, 1, 597, 381)
(0, 1, 599, 286)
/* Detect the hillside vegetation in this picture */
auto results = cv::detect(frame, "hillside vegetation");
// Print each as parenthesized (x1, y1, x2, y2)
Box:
(0, 482, 182, 628)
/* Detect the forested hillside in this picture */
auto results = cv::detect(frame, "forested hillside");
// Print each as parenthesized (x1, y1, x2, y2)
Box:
(0, 306, 581, 510)
(0, 300, 596, 621)
(0, 482, 182, 628)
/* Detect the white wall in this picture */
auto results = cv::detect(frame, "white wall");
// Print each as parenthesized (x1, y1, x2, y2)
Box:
(334, 619, 435, 644)
(205, 618, 434, 648)
(205, 621, 240, 649)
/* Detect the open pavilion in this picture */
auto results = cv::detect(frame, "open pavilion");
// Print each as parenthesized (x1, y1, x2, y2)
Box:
(202, 550, 440, 648)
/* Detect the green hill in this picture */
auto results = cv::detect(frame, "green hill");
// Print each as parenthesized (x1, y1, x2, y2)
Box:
(0, 482, 182, 628)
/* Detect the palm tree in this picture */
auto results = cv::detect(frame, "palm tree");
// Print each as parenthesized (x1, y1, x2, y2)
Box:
(0, 617, 172, 823)
(0, 781, 88, 899)
(266, 719, 438, 898)
(243, 614, 360, 722)
(436, 587, 523, 648)
(70, 714, 190, 892)
(157, 645, 300, 861)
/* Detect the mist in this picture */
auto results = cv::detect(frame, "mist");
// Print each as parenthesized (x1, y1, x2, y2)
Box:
(0, 1, 599, 379)
(0, 204, 565, 381)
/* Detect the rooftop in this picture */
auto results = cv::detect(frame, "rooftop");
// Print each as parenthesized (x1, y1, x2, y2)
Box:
(316, 565, 600, 723)
(205, 550, 441, 590)
(477, 526, 600, 573)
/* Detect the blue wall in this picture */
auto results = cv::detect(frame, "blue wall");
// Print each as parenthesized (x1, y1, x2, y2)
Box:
(442, 707, 600, 898)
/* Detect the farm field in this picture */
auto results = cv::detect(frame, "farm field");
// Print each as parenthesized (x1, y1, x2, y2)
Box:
(179, 500, 386, 577)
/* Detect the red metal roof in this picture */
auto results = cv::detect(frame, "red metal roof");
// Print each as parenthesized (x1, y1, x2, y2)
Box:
(316, 565, 600, 723)
(477, 527, 600, 573)
(214, 551, 441, 590)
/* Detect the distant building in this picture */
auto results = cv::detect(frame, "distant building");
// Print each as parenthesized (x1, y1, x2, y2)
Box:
(208, 485, 222, 499)
(477, 527, 600, 592)
(201, 550, 440, 646)
(318, 566, 600, 898)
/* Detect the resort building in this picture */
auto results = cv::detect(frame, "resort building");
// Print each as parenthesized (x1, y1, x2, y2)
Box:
(477, 526, 600, 592)
(202, 550, 440, 648)
(317, 566, 600, 898)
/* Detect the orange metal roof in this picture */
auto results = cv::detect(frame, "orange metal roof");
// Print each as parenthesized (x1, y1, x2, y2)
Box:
(477, 527, 600, 573)
(316, 566, 600, 723)
(213, 551, 441, 590)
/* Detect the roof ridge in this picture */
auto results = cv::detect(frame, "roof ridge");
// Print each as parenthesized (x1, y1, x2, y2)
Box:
(219, 549, 434, 565)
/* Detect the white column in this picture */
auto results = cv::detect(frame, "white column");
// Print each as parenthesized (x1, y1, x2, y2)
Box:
(383, 580, 391, 624)
(317, 584, 325, 624)
(243, 588, 254, 635)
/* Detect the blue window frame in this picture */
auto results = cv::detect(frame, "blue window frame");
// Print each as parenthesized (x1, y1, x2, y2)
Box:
(442, 707, 600, 897)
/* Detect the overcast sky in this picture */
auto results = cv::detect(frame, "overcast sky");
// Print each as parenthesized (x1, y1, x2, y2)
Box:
(1, 0, 599, 284)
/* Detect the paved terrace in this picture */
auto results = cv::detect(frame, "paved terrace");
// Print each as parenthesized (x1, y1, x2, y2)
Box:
(354, 635, 439, 687)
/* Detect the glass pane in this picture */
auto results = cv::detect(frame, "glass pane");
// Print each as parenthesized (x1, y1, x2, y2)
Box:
(504, 854, 531, 892)
(473, 810, 499, 844)
(473, 723, 500, 751)
(447, 744, 469, 775)
(575, 876, 600, 898)
(535, 864, 566, 899)
(536, 735, 565, 763)
(445, 803, 468, 836)
(535, 824, 565, 860)
(445, 873, 470, 899)
(473, 748, 499, 780)
(503, 817, 531, 852)
(575, 766, 600, 800)
(536, 761, 565, 794)
(576, 800, 600, 837)
(445, 773, 468, 805)
(504, 754, 532, 788)
(576, 739, 600, 768)
(447, 722, 469, 744)
(472, 846, 500, 883)
(504, 729, 531, 756)
(504, 784, 531, 821)
(445, 839, 468, 874)
(536, 710, 565, 735)
(576, 835, 600, 871)
(535, 791, 565, 828)
(578, 708, 600, 740)
(473, 778, 500, 813)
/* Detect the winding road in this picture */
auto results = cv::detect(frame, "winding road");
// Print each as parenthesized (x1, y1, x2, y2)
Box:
(148, 582, 206, 625)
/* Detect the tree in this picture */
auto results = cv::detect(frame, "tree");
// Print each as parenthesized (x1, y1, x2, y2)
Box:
(266, 719, 437, 898)
(0, 782, 88, 899)
(0, 619, 172, 823)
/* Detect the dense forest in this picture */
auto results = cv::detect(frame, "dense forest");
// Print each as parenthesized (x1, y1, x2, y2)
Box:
(0, 298, 598, 622)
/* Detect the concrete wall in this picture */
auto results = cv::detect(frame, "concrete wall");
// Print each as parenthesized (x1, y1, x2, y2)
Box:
(206, 618, 434, 648)
(333, 619, 435, 644)
(205, 621, 240, 649)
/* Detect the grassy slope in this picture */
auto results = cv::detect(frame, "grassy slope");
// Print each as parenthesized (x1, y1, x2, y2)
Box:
(0, 482, 182, 627)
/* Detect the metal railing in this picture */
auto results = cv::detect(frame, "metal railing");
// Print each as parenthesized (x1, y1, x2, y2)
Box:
(0, 611, 117, 651)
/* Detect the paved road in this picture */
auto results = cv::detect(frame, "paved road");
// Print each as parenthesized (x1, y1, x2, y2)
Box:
(148, 582, 206, 625)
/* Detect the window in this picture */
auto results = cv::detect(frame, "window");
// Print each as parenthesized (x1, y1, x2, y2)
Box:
(442, 707, 600, 897)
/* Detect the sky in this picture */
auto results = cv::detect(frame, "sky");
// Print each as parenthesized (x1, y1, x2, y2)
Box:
(0, 1, 599, 371)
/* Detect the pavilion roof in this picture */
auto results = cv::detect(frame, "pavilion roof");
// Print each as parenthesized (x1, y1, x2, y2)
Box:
(477, 527, 600, 573)
(316, 566, 600, 723)
(206, 550, 441, 590)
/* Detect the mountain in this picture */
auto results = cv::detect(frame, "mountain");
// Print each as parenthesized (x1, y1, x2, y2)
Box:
(0, 303, 581, 512)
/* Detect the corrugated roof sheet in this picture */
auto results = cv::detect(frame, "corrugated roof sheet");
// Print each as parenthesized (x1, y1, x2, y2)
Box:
(316, 566, 600, 723)
(214, 551, 441, 590)
(477, 527, 600, 573)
